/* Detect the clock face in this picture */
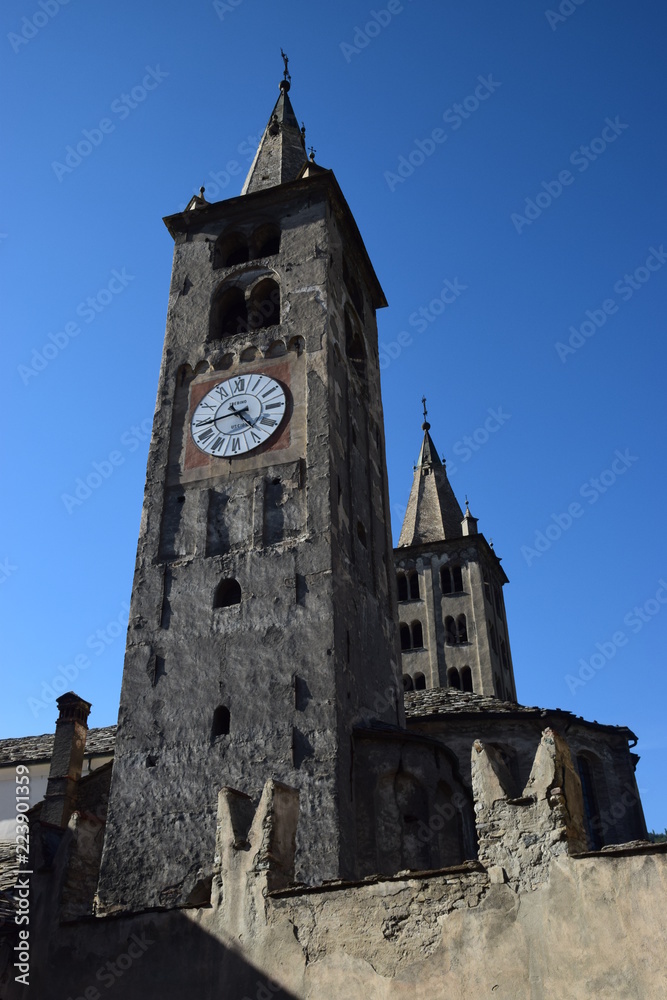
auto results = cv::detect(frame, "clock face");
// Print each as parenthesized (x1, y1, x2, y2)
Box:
(191, 374, 287, 457)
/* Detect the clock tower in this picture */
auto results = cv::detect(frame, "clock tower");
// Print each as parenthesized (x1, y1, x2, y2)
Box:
(97, 71, 402, 914)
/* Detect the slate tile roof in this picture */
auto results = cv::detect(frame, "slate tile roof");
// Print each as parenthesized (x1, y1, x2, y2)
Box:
(404, 688, 635, 736)
(0, 725, 117, 766)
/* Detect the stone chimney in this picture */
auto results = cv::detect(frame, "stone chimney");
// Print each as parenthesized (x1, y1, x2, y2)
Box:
(40, 692, 91, 829)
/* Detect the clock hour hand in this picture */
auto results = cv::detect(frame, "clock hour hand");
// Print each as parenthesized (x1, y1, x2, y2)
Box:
(228, 404, 255, 427)
(195, 405, 250, 428)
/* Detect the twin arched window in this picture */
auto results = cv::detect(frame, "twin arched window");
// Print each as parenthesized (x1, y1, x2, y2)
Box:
(214, 225, 281, 269)
(400, 620, 424, 651)
(445, 614, 468, 645)
(397, 570, 419, 602)
(403, 672, 426, 691)
(441, 565, 464, 595)
(210, 278, 280, 340)
(447, 666, 473, 692)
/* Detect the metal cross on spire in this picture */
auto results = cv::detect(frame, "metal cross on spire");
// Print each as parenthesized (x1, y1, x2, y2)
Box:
(421, 396, 430, 431)
(281, 48, 291, 83)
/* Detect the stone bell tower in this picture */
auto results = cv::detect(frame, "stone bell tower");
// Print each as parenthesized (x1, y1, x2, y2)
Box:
(96, 67, 402, 913)
(394, 405, 517, 701)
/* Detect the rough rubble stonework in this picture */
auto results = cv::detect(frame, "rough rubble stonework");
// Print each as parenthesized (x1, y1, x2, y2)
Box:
(0, 76, 664, 999)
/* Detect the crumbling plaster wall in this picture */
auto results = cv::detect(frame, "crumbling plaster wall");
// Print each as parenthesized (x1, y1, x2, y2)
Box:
(5, 732, 665, 1000)
(7, 826, 665, 999)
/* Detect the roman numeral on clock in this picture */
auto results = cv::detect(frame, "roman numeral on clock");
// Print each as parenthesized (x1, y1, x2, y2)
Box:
(191, 374, 285, 457)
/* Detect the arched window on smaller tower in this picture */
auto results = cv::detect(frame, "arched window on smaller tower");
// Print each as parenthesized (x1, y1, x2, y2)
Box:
(494, 587, 504, 619)
(397, 573, 408, 602)
(252, 223, 281, 258)
(448, 668, 461, 689)
(456, 614, 468, 644)
(489, 622, 498, 654)
(211, 705, 230, 740)
(248, 277, 280, 329)
(400, 623, 411, 651)
(441, 565, 464, 595)
(461, 666, 473, 692)
(214, 578, 241, 609)
(214, 232, 249, 269)
(414, 672, 426, 690)
(403, 674, 414, 691)
(445, 616, 457, 645)
(211, 286, 248, 339)
(411, 621, 424, 649)
(408, 570, 420, 600)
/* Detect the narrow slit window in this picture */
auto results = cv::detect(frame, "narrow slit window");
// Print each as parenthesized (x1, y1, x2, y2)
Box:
(211, 705, 230, 739)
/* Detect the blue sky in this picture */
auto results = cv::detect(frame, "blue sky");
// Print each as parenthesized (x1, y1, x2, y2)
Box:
(1, 0, 665, 831)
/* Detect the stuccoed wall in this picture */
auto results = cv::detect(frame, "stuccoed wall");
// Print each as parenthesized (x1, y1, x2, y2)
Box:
(4, 823, 665, 999)
(3, 734, 665, 1000)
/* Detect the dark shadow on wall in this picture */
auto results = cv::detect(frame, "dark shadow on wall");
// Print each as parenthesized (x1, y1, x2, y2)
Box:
(4, 908, 300, 1000)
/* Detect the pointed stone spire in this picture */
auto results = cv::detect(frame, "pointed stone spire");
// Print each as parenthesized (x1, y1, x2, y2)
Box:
(241, 54, 308, 195)
(397, 401, 465, 547)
